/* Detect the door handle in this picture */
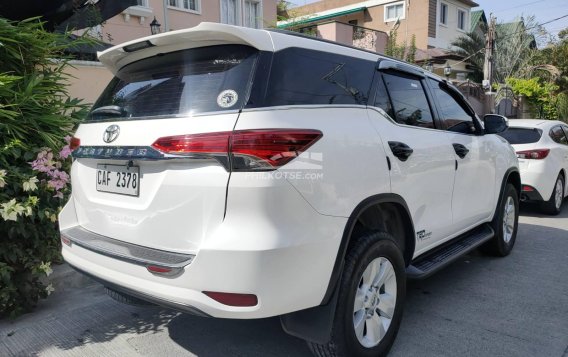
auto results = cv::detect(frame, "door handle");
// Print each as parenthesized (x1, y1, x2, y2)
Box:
(388, 141, 414, 162)
(453, 143, 469, 159)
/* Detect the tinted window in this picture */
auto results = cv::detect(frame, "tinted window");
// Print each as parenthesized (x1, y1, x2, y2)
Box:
(498, 127, 542, 144)
(382, 73, 434, 128)
(263, 48, 374, 106)
(428, 79, 474, 134)
(550, 125, 568, 145)
(88, 45, 257, 121)
(373, 75, 394, 118)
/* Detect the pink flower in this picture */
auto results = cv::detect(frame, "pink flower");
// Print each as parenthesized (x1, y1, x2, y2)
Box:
(59, 145, 72, 159)
(53, 191, 64, 199)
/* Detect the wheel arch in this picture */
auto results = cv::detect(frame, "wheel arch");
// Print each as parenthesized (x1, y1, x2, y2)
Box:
(280, 193, 415, 345)
(321, 193, 415, 305)
(495, 168, 521, 220)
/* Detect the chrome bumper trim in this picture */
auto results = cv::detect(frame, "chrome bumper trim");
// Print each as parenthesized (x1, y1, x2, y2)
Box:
(61, 226, 194, 268)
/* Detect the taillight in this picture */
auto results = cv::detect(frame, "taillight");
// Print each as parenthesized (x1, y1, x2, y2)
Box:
(151, 132, 230, 154)
(522, 185, 535, 192)
(69, 137, 81, 150)
(151, 129, 322, 171)
(231, 129, 322, 171)
(516, 149, 549, 160)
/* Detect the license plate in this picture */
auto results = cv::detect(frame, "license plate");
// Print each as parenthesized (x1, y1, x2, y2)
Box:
(96, 164, 140, 196)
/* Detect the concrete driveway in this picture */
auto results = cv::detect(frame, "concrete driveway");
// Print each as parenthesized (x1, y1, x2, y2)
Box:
(1, 202, 567, 357)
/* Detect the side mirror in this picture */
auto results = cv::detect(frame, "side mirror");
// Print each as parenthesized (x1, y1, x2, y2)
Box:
(484, 114, 508, 134)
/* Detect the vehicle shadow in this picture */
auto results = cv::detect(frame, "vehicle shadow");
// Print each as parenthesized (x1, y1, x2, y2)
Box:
(167, 314, 311, 357)
(519, 199, 568, 218)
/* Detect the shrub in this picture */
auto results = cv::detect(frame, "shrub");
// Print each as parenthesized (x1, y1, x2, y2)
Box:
(0, 18, 90, 318)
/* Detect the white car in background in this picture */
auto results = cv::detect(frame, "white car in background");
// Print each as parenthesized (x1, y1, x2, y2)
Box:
(499, 119, 568, 215)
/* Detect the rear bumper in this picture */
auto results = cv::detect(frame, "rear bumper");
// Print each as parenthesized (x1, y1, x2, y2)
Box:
(60, 176, 347, 319)
(519, 161, 556, 202)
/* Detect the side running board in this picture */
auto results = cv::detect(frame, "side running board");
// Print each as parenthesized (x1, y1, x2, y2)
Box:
(406, 224, 494, 279)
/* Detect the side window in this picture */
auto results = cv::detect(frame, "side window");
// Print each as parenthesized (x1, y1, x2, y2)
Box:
(428, 79, 475, 134)
(373, 75, 394, 119)
(264, 48, 375, 106)
(550, 126, 568, 145)
(381, 72, 434, 128)
(562, 126, 568, 141)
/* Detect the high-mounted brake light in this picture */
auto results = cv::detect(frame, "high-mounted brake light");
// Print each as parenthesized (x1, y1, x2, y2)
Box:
(516, 149, 549, 160)
(151, 129, 322, 171)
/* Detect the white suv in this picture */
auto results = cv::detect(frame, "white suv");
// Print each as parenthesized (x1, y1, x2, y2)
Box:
(60, 23, 520, 357)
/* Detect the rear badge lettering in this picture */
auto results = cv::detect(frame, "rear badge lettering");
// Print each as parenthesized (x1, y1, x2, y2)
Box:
(217, 89, 238, 108)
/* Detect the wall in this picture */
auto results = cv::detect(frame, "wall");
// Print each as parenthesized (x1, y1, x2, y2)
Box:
(65, 61, 113, 105)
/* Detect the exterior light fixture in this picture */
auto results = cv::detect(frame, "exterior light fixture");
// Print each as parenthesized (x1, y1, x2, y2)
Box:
(444, 63, 452, 79)
(150, 17, 161, 35)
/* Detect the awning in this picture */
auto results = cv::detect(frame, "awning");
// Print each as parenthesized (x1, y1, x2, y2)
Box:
(277, 7, 366, 29)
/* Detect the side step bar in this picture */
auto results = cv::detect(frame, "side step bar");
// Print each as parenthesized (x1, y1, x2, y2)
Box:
(406, 224, 494, 279)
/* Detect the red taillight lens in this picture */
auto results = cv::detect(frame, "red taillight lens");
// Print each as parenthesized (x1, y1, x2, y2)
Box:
(151, 132, 230, 154)
(146, 265, 172, 274)
(516, 149, 550, 160)
(69, 137, 81, 151)
(522, 185, 535, 192)
(151, 129, 322, 171)
(203, 291, 258, 307)
(231, 129, 323, 170)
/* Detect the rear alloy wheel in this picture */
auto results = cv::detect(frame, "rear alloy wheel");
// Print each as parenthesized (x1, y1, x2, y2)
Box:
(309, 233, 405, 357)
(482, 183, 519, 257)
(542, 175, 564, 215)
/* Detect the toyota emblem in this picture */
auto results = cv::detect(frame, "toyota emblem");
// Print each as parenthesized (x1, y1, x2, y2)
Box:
(103, 125, 120, 143)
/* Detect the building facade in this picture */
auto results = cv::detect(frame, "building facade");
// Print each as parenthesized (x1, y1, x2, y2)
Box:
(95, 0, 278, 45)
(280, 0, 478, 51)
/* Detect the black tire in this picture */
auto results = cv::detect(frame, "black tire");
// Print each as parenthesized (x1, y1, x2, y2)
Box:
(541, 174, 564, 216)
(308, 232, 406, 357)
(482, 183, 519, 257)
(105, 287, 155, 306)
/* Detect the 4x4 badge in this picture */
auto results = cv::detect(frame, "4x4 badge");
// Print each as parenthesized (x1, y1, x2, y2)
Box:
(103, 125, 120, 143)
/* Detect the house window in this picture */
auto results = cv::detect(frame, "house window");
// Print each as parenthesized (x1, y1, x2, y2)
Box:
(136, 0, 149, 7)
(243, 0, 261, 29)
(457, 9, 466, 30)
(440, 3, 448, 25)
(169, 0, 199, 12)
(221, 0, 238, 25)
(384, 2, 405, 22)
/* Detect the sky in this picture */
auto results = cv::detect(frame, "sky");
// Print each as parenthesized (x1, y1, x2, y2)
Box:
(287, 0, 568, 38)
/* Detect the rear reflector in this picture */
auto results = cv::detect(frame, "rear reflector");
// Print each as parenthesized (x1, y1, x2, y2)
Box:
(203, 291, 258, 307)
(151, 129, 322, 171)
(146, 265, 173, 274)
(522, 185, 535, 192)
(69, 137, 81, 151)
(516, 149, 549, 160)
(61, 235, 72, 246)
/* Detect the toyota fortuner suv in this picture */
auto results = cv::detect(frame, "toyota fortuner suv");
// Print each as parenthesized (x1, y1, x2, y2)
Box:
(59, 23, 520, 357)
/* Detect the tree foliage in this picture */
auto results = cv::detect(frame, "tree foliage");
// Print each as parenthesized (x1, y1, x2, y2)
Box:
(0, 18, 90, 318)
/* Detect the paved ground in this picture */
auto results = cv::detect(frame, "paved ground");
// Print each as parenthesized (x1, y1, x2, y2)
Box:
(1, 202, 567, 357)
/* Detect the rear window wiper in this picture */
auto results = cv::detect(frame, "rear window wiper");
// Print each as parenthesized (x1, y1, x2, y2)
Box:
(90, 105, 127, 117)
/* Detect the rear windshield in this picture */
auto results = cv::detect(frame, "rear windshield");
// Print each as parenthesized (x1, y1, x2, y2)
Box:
(498, 127, 542, 144)
(88, 45, 258, 121)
